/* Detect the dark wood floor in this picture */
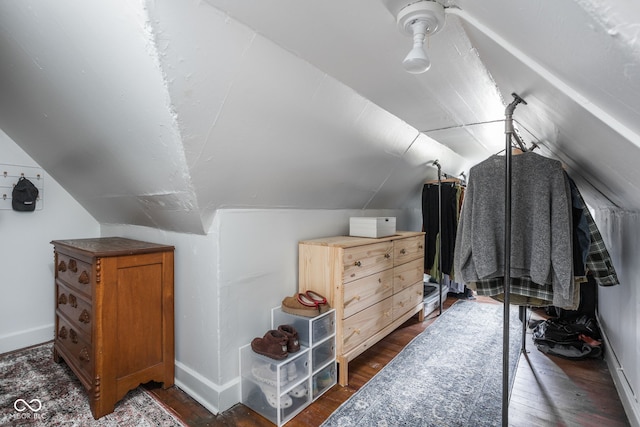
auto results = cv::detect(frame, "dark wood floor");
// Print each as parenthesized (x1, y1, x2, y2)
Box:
(147, 296, 630, 427)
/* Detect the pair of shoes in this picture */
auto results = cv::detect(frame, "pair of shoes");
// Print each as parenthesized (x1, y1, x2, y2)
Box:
(251, 325, 300, 360)
(252, 361, 307, 401)
(258, 383, 292, 409)
(251, 329, 288, 360)
(252, 362, 289, 387)
(281, 291, 331, 318)
(252, 359, 299, 384)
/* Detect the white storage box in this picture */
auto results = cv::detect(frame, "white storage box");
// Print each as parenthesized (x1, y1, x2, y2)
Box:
(349, 217, 396, 238)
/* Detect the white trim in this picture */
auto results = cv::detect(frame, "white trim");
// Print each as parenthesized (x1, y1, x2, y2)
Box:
(0, 324, 54, 355)
(598, 313, 640, 427)
(174, 360, 240, 415)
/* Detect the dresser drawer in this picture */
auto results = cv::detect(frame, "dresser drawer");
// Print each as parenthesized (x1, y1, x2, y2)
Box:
(56, 253, 92, 297)
(393, 235, 424, 266)
(343, 269, 393, 318)
(392, 282, 423, 321)
(343, 242, 393, 283)
(56, 316, 93, 384)
(57, 283, 92, 339)
(342, 297, 393, 353)
(393, 258, 424, 294)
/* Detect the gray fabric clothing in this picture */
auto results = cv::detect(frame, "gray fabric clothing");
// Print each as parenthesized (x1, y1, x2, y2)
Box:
(454, 152, 574, 307)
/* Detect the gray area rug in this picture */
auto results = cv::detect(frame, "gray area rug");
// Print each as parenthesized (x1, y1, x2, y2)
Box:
(321, 301, 522, 427)
(0, 342, 184, 426)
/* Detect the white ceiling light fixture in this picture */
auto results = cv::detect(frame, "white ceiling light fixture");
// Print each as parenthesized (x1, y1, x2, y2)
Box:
(396, 1, 446, 74)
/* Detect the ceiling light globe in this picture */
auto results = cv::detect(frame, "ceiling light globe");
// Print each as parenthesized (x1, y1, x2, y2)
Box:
(403, 46, 431, 73)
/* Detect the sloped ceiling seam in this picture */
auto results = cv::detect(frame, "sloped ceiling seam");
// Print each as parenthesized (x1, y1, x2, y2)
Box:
(143, 0, 205, 228)
(448, 8, 640, 149)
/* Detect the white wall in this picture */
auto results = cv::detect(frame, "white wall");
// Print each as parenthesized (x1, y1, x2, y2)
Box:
(595, 208, 640, 427)
(103, 207, 422, 414)
(0, 130, 99, 354)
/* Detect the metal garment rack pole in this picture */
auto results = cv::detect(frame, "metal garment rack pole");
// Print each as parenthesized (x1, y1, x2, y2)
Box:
(502, 93, 527, 427)
(432, 160, 444, 316)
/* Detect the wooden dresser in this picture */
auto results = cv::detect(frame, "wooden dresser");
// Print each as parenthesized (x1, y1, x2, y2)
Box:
(298, 231, 425, 385)
(51, 237, 175, 419)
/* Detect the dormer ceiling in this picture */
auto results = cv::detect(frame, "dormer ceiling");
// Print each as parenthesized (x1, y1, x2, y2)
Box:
(1, 1, 639, 234)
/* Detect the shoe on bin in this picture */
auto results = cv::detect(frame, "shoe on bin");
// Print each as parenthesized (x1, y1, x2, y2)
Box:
(277, 325, 300, 353)
(251, 330, 289, 360)
(281, 291, 330, 318)
(281, 295, 319, 317)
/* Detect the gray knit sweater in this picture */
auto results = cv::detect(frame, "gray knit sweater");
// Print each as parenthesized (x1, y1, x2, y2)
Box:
(454, 152, 574, 306)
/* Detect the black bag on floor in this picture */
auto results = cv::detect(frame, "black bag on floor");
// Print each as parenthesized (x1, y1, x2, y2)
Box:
(531, 316, 603, 360)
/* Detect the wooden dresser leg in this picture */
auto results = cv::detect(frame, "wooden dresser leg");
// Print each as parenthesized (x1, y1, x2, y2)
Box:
(337, 357, 349, 386)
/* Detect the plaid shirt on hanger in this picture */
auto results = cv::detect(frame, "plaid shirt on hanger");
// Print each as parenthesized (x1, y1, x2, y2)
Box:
(583, 206, 619, 286)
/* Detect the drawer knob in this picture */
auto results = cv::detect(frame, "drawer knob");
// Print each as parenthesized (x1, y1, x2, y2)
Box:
(400, 249, 406, 255)
(384, 253, 391, 259)
(354, 261, 362, 267)
(69, 294, 78, 308)
(354, 328, 361, 335)
(57, 261, 67, 272)
(58, 326, 68, 339)
(78, 271, 90, 285)
(70, 328, 78, 344)
(68, 259, 78, 273)
(418, 244, 424, 249)
(79, 309, 91, 324)
(58, 294, 67, 305)
(78, 347, 90, 363)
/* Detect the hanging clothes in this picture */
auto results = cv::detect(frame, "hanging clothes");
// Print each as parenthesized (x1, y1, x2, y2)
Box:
(453, 151, 575, 308)
(422, 180, 464, 280)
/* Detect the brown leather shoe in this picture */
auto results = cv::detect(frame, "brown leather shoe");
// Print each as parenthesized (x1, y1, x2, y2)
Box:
(281, 295, 319, 317)
(251, 330, 289, 360)
(277, 325, 300, 353)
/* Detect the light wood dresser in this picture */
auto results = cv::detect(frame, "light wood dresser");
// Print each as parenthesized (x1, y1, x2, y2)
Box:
(51, 237, 175, 419)
(298, 231, 425, 385)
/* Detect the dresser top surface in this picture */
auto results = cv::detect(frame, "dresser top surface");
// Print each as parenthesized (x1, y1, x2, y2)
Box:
(299, 231, 424, 248)
(51, 237, 174, 257)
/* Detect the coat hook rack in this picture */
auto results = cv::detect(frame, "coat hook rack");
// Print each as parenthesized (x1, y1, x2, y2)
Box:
(0, 163, 45, 210)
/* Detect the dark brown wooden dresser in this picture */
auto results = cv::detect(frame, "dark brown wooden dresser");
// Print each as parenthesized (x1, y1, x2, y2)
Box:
(51, 237, 175, 419)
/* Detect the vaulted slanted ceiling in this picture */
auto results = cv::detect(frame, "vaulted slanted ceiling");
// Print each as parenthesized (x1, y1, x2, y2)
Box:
(1, 0, 639, 235)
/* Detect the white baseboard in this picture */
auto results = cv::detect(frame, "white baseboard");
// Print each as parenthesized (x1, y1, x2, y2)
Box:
(599, 319, 640, 427)
(174, 360, 240, 415)
(0, 324, 54, 354)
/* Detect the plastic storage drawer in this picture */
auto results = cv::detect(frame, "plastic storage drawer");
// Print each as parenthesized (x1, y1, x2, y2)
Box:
(312, 362, 336, 400)
(240, 345, 311, 426)
(311, 339, 335, 372)
(271, 307, 335, 347)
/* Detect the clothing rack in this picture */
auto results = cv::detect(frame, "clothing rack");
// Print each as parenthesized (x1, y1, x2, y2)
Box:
(426, 161, 465, 316)
(502, 92, 527, 427)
